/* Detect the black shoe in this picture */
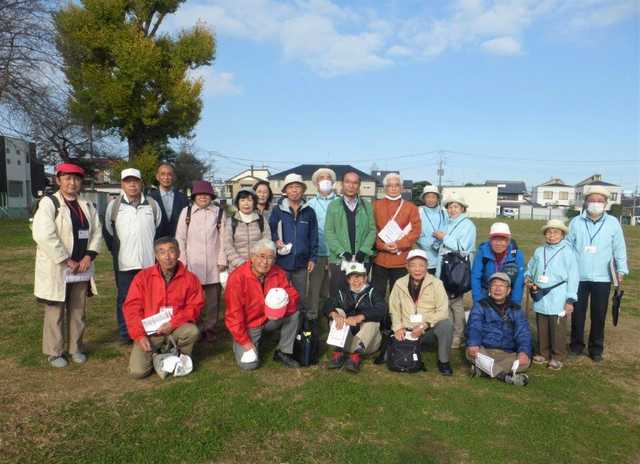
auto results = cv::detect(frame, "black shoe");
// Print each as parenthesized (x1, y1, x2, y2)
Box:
(437, 361, 453, 376)
(373, 349, 387, 365)
(273, 350, 300, 368)
(590, 354, 603, 363)
(568, 349, 586, 359)
(119, 337, 133, 346)
(344, 353, 362, 373)
(328, 351, 346, 369)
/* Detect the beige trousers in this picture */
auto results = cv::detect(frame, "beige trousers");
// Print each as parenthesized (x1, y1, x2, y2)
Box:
(334, 308, 382, 354)
(449, 295, 466, 341)
(42, 282, 88, 357)
(466, 347, 531, 377)
(129, 323, 199, 379)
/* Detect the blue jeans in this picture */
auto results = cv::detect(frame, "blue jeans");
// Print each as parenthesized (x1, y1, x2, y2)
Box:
(115, 269, 140, 341)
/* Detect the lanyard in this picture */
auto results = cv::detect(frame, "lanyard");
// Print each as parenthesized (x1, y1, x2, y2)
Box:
(64, 198, 86, 228)
(584, 217, 606, 244)
(543, 245, 565, 274)
(494, 253, 507, 272)
(422, 208, 443, 232)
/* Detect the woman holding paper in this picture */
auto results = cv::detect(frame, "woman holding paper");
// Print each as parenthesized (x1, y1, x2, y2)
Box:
(525, 220, 579, 370)
(432, 194, 477, 349)
(32, 163, 102, 368)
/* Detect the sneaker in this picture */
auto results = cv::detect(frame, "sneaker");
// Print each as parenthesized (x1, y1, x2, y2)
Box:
(437, 361, 453, 376)
(48, 355, 68, 368)
(532, 355, 547, 365)
(590, 354, 603, 363)
(272, 350, 300, 368)
(504, 373, 529, 387)
(451, 337, 462, 349)
(344, 353, 362, 373)
(70, 352, 87, 364)
(328, 351, 346, 369)
(548, 359, 563, 370)
(568, 349, 586, 359)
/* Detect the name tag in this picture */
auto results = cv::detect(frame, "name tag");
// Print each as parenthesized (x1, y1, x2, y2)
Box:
(537, 275, 549, 284)
(584, 245, 597, 254)
(410, 313, 423, 323)
(78, 229, 90, 240)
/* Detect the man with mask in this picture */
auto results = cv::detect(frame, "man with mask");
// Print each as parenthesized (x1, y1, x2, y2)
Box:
(566, 186, 628, 362)
(307, 168, 337, 321)
(417, 185, 446, 275)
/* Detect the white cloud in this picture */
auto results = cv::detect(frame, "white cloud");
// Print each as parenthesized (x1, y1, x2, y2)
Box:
(167, 0, 639, 76)
(190, 67, 243, 97)
(481, 36, 522, 55)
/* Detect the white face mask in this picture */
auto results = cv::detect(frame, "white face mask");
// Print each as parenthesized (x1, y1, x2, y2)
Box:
(318, 179, 333, 194)
(587, 202, 605, 216)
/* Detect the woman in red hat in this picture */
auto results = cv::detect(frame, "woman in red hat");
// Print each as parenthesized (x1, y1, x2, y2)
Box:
(32, 163, 102, 368)
(175, 180, 227, 341)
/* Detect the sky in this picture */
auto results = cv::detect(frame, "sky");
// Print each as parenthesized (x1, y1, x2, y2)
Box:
(163, 0, 639, 191)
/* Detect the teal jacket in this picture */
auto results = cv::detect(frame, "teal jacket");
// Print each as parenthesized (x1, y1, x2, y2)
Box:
(324, 196, 376, 264)
(566, 211, 628, 282)
(436, 213, 477, 277)
(525, 240, 579, 315)
(417, 206, 446, 270)
(307, 192, 336, 257)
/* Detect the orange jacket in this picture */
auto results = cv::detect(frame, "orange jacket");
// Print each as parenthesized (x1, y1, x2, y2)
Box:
(123, 262, 204, 341)
(224, 261, 299, 346)
(373, 198, 422, 268)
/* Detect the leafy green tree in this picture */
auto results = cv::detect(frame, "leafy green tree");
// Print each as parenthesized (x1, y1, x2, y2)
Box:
(412, 180, 432, 205)
(174, 147, 209, 191)
(55, 0, 215, 160)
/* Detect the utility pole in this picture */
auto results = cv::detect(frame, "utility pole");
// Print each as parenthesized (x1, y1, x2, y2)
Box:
(437, 151, 445, 192)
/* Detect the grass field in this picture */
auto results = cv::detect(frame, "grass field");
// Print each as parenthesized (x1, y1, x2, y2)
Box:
(1, 218, 638, 463)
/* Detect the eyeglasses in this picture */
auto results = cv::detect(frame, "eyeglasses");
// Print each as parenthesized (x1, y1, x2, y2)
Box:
(255, 254, 275, 262)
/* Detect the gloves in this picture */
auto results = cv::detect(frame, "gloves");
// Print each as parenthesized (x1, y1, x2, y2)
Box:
(341, 252, 353, 262)
(355, 251, 366, 263)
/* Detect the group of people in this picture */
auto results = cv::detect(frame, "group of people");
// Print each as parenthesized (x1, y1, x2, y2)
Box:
(32, 162, 628, 386)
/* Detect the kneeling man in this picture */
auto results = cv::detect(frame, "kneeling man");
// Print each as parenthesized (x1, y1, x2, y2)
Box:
(466, 272, 532, 386)
(225, 239, 300, 370)
(124, 237, 204, 379)
(389, 250, 454, 375)
(323, 261, 385, 373)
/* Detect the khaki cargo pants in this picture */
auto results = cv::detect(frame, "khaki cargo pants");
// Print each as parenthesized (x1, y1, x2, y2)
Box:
(42, 282, 88, 357)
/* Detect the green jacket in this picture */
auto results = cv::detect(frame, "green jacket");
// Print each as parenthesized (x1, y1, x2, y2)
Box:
(324, 196, 377, 264)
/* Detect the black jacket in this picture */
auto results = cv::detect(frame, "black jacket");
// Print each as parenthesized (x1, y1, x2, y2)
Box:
(323, 284, 386, 323)
(147, 187, 189, 239)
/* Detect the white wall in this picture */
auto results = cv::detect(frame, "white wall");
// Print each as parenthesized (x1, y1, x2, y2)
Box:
(534, 186, 575, 206)
(442, 186, 498, 218)
(4, 137, 32, 209)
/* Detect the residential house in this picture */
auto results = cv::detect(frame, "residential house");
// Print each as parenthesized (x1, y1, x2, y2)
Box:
(270, 164, 377, 200)
(574, 174, 623, 210)
(441, 185, 498, 218)
(0, 135, 45, 218)
(534, 178, 575, 206)
(621, 195, 640, 226)
(224, 167, 270, 200)
(370, 169, 413, 199)
(485, 180, 528, 203)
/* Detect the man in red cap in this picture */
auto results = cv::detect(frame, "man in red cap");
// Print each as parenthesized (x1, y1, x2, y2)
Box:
(32, 162, 102, 368)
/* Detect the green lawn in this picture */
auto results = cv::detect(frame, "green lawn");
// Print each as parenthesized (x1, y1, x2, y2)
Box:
(1, 218, 639, 463)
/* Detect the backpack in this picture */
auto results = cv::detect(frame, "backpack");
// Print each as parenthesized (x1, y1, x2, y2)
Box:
(441, 252, 471, 298)
(293, 316, 320, 367)
(31, 194, 60, 219)
(231, 214, 265, 236)
(185, 202, 225, 231)
(386, 338, 425, 373)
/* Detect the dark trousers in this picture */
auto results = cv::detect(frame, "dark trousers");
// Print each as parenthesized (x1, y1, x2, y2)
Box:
(115, 269, 140, 341)
(371, 264, 407, 299)
(536, 313, 567, 361)
(571, 281, 611, 357)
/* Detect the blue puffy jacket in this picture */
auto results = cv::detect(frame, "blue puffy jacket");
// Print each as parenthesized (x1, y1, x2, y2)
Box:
(269, 198, 319, 271)
(471, 241, 525, 305)
(466, 298, 532, 356)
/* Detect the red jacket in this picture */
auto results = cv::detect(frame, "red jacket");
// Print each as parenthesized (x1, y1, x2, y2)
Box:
(224, 261, 299, 346)
(124, 262, 204, 341)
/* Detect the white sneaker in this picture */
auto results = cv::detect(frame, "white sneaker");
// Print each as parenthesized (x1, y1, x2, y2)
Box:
(451, 337, 462, 349)
(71, 352, 87, 364)
(48, 356, 68, 368)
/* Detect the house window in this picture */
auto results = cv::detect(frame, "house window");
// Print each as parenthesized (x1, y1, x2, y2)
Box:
(17, 159, 21, 165)
(543, 191, 553, 200)
(610, 192, 617, 201)
(6, 158, 10, 164)
(559, 192, 568, 201)
(8, 181, 23, 198)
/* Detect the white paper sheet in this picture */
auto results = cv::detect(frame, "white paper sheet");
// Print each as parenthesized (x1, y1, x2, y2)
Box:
(142, 306, 174, 335)
(240, 349, 258, 364)
(377, 219, 404, 243)
(327, 320, 350, 348)
(64, 265, 94, 283)
(475, 352, 496, 377)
